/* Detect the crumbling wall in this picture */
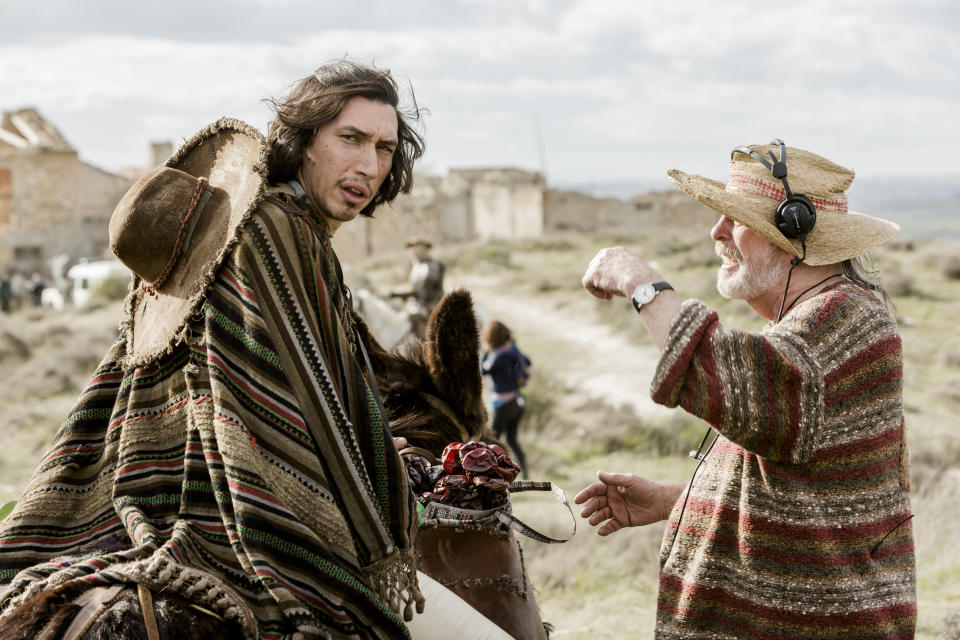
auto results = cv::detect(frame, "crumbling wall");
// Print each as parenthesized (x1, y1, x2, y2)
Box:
(0, 149, 132, 274)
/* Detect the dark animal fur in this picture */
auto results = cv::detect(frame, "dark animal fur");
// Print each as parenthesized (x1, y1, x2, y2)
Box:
(0, 581, 239, 639)
(355, 288, 489, 456)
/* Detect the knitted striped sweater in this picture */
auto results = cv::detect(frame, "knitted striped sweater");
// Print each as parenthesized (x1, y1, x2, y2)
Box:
(651, 282, 916, 639)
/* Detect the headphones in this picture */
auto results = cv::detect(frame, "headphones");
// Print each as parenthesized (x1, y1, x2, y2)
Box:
(731, 138, 816, 246)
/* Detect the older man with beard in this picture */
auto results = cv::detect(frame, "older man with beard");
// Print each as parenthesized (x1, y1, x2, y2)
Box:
(576, 140, 916, 639)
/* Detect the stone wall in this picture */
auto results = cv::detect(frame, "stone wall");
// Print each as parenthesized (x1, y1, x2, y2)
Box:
(333, 169, 547, 263)
(0, 148, 132, 274)
(331, 167, 709, 263)
(332, 174, 448, 264)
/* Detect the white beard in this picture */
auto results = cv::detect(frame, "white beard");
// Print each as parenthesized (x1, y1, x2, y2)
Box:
(715, 241, 790, 301)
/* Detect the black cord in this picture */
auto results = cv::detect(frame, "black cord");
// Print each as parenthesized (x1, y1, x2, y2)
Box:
(775, 260, 801, 323)
(870, 514, 915, 555)
(665, 428, 720, 560)
(781, 273, 843, 319)
(775, 240, 806, 323)
(774, 240, 842, 324)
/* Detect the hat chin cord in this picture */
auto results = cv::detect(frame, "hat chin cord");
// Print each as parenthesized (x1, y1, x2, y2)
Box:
(774, 239, 843, 323)
(775, 240, 805, 323)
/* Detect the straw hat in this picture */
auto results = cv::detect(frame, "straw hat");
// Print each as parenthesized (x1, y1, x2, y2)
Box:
(666, 142, 899, 266)
(109, 117, 268, 365)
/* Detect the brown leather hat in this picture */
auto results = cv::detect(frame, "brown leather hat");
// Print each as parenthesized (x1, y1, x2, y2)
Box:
(109, 117, 268, 366)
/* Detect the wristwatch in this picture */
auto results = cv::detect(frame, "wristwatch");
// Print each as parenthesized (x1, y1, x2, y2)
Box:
(631, 281, 673, 313)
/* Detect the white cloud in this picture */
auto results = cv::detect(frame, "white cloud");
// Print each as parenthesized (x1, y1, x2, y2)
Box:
(0, 0, 957, 182)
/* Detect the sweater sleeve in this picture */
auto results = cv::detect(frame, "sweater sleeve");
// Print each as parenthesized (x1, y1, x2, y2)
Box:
(650, 299, 826, 463)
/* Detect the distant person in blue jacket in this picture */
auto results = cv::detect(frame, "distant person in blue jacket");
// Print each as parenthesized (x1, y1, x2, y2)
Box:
(481, 320, 531, 477)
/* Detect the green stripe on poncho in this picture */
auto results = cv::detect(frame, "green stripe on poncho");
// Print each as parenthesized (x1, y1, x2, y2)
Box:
(0, 186, 420, 638)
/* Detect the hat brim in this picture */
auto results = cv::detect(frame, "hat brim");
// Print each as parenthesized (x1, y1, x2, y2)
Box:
(123, 118, 268, 367)
(666, 169, 899, 266)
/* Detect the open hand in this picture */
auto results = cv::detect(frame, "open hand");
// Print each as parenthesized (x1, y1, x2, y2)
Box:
(574, 472, 680, 536)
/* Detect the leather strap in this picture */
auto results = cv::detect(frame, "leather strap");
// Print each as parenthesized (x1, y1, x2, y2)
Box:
(138, 583, 160, 640)
(498, 481, 576, 544)
(399, 446, 440, 466)
(422, 481, 576, 544)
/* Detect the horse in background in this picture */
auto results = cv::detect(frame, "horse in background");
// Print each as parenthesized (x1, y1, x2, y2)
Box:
(353, 287, 413, 351)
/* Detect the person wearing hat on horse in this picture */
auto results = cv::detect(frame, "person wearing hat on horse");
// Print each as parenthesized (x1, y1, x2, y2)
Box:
(0, 60, 428, 639)
(576, 140, 916, 638)
(390, 237, 444, 339)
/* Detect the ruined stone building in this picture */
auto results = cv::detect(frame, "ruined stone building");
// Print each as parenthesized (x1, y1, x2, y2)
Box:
(332, 166, 706, 263)
(0, 108, 132, 275)
(0, 108, 706, 279)
(333, 167, 548, 262)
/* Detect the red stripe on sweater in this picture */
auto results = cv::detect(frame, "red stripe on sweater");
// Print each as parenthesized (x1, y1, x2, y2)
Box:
(810, 423, 903, 462)
(659, 573, 917, 635)
(761, 339, 804, 458)
(652, 311, 720, 407)
(695, 320, 726, 426)
(829, 371, 901, 407)
(765, 452, 900, 485)
(675, 520, 913, 568)
(680, 497, 912, 545)
(825, 335, 901, 388)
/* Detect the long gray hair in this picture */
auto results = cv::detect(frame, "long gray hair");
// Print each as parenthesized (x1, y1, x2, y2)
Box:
(842, 255, 893, 309)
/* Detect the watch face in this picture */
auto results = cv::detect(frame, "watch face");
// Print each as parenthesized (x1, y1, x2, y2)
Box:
(633, 284, 655, 306)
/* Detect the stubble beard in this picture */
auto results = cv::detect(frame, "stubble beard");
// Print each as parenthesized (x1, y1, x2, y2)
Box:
(715, 242, 790, 301)
(298, 169, 368, 227)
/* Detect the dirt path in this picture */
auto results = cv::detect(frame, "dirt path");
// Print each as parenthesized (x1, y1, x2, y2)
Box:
(451, 273, 674, 421)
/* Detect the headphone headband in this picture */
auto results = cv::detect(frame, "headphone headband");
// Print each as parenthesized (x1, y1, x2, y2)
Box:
(729, 138, 816, 246)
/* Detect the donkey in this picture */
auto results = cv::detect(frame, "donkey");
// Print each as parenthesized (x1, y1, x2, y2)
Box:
(0, 289, 548, 639)
(356, 289, 552, 640)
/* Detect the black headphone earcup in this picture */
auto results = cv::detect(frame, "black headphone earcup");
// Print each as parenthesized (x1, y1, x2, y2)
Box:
(775, 196, 817, 239)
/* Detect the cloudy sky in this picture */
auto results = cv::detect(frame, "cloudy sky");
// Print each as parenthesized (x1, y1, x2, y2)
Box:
(1, 0, 958, 189)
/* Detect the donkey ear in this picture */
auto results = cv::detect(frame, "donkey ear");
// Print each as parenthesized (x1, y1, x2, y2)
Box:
(423, 289, 486, 434)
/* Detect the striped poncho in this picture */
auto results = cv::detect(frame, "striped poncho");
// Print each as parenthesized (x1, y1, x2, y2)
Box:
(651, 281, 916, 639)
(0, 187, 419, 638)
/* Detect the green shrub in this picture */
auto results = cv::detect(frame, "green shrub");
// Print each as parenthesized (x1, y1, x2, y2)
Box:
(520, 375, 558, 435)
(941, 255, 960, 280)
(884, 271, 916, 297)
(90, 275, 130, 304)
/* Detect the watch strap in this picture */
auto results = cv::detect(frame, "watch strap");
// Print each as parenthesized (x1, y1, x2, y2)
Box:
(650, 281, 673, 293)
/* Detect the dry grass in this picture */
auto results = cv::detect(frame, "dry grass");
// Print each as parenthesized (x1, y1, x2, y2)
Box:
(0, 303, 124, 503)
(2, 226, 958, 637)
(422, 230, 960, 639)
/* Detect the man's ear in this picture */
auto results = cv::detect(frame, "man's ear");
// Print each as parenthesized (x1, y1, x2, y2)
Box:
(423, 289, 486, 436)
